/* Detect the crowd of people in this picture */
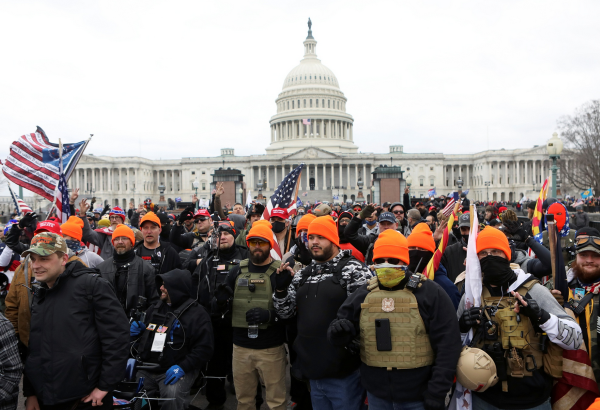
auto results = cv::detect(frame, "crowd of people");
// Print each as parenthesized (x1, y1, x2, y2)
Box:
(0, 183, 599, 410)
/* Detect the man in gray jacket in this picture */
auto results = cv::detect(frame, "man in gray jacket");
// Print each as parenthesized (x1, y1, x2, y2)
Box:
(96, 224, 159, 315)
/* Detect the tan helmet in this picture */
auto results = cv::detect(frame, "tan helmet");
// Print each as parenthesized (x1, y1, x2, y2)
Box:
(456, 346, 498, 392)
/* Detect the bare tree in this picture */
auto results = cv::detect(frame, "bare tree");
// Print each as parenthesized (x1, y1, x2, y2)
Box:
(558, 100, 600, 195)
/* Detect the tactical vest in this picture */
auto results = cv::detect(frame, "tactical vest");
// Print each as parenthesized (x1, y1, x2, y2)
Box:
(231, 260, 281, 329)
(359, 275, 434, 371)
(477, 280, 550, 382)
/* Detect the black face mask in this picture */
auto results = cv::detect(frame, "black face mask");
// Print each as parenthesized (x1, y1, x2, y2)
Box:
(452, 227, 461, 240)
(272, 221, 286, 234)
(480, 255, 516, 287)
(161, 224, 171, 239)
(408, 250, 433, 273)
(462, 234, 469, 245)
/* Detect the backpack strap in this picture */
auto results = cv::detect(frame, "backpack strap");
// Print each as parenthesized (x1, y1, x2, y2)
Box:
(331, 255, 354, 290)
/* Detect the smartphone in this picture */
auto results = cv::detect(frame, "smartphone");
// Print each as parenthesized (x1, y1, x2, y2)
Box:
(375, 318, 392, 351)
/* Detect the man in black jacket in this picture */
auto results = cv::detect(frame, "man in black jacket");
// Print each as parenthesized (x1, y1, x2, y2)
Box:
(134, 212, 181, 276)
(196, 221, 248, 409)
(23, 232, 129, 410)
(171, 209, 212, 269)
(329, 229, 461, 409)
(96, 224, 159, 314)
(131, 269, 214, 410)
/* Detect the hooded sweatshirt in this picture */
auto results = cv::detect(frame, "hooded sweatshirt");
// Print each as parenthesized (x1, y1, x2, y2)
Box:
(137, 268, 214, 373)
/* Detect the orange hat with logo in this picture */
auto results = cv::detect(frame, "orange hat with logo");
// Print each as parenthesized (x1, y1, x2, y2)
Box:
(140, 212, 161, 228)
(112, 224, 136, 245)
(296, 214, 317, 236)
(246, 223, 274, 248)
(407, 222, 436, 253)
(476, 226, 511, 260)
(308, 216, 339, 247)
(373, 229, 409, 265)
(61, 221, 83, 241)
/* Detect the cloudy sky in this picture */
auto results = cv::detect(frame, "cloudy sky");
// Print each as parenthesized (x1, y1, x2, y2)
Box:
(1, 0, 599, 172)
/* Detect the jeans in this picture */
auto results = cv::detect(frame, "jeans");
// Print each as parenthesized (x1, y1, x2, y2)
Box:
(366, 392, 425, 410)
(137, 369, 200, 410)
(472, 395, 551, 410)
(309, 369, 366, 410)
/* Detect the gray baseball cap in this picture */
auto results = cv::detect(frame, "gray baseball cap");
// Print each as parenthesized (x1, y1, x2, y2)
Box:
(379, 212, 397, 224)
(458, 213, 471, 228)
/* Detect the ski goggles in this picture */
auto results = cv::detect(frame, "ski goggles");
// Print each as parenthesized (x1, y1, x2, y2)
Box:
(575, 236, 600, 254)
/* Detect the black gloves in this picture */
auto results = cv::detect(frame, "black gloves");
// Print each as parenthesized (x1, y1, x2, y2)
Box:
(459, 306, 482, 333)
(519, 295, 550, 327)
(275, 266, 294, 292)
(179, 207, 195, 224)
(359, 205, 375, 220)
(423, 391, 445, 410)
(246, 307, 271, 325)
(327, 319, 356, 347)
(18, 212, 37, 229)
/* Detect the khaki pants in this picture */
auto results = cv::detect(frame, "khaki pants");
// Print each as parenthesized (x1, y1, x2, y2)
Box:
(232, 344, 287, 410)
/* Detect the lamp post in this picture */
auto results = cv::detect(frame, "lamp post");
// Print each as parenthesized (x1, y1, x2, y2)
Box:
(457, 177, 463, 192)
(192, 179, 199, 210)
(238, 187, 244, 204)
(546, 132, 564, 198)
(484, 181, 491, 202)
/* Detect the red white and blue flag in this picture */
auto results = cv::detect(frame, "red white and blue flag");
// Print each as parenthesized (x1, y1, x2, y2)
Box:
(6, 184, 32, 216)
(262, 163, 304, 221)
(442, 192, 459, 217)
(1, 126, 87, 222)
(302, 119, 311, 125)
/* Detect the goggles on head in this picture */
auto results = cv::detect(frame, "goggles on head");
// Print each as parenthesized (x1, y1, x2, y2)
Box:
(575, 236, 600, 251)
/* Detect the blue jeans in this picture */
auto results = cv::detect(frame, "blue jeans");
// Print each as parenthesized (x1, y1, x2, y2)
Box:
(309, 369, 366, 410)
(367, 392, 425, 410)
(472, 395, 551, 410)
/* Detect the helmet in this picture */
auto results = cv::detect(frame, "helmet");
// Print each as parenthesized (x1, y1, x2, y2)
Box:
(456, 347, 498, 392)
(86, 211, 95, 219)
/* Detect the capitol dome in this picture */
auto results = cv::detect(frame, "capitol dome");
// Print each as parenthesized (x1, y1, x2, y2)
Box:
(266, 20, 358, 155)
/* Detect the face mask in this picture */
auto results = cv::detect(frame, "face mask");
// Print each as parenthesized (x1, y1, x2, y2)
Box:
(66, 239, 83, 253)
(408, 250, 433, 273)
(462, 234, 469, 245)
(480, 255, 515, 287)
(272, 221, 286, 234)
(366, 220, 377, 226)
(374, 263, 406, 288)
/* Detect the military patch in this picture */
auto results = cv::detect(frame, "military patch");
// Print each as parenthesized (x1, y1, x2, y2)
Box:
(250, 279, 265, 284)
(382, 298, 395, 312)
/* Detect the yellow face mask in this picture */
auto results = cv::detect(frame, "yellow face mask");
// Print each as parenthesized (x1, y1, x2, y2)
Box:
(374, 264, 406, 288)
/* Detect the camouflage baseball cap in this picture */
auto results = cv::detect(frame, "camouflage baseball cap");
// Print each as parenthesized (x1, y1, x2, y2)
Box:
(22, 232, 68, 257)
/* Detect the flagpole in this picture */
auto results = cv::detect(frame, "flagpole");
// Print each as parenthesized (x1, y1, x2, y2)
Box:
(284, 167, 303, 255)
(547, 214, 557, 289)
(48, 139, 64, 218)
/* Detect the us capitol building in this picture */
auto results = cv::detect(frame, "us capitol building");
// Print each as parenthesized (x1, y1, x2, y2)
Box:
(45, 21, 563, 211)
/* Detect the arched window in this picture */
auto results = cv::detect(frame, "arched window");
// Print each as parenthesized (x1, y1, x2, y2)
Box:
(292, 101, 294, 109)
(337, 101, 340, 109)
(316, 99, 319, 107)
(310, 99, 312, 107)
(298, 100, 300, 108)
(322, 99, 324, 107)
(328, 100, 330, 108)
(304, 99, 306, 108)
(287, 101, 289, 110)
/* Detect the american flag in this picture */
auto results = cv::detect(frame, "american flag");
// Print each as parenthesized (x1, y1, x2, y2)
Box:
(6, 184, 32, 216)
(262, 163, 304, 221)
(302, 119, 311, 125)
(442, 192, 459, 217)
(54, 173, 70, 223)
(550, 222, 600, 409)
(1, 127, 87, 221)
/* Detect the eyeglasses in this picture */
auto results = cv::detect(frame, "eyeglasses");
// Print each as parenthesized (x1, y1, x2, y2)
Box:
(575, 236, 600, 249)
(195, 218, 208, 222)
(248, 239, 270, 248)
(374, 257, 401, 265)
(109, 216, 121, 221)
(477, 249, 505, 258)
(392, 210, 404, 215)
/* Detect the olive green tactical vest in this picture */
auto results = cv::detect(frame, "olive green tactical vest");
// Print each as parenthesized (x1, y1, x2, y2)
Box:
(359, 276, 434, 370)
(231, 260, 281, 329)
(478, 281, 546, 380)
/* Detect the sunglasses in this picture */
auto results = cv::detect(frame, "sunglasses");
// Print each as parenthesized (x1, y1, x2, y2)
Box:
(195, 218, 209, 222)
(374, 257, 402, 265)
(392, 210, 404, 215)
(248, 239, 270, 248)
(575, 236, 600, 249)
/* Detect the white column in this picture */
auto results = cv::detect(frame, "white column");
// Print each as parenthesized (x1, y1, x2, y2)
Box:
(323, 165, 327, 190)
(350, 124, 353, 141)
(346, 164, 350, 188)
